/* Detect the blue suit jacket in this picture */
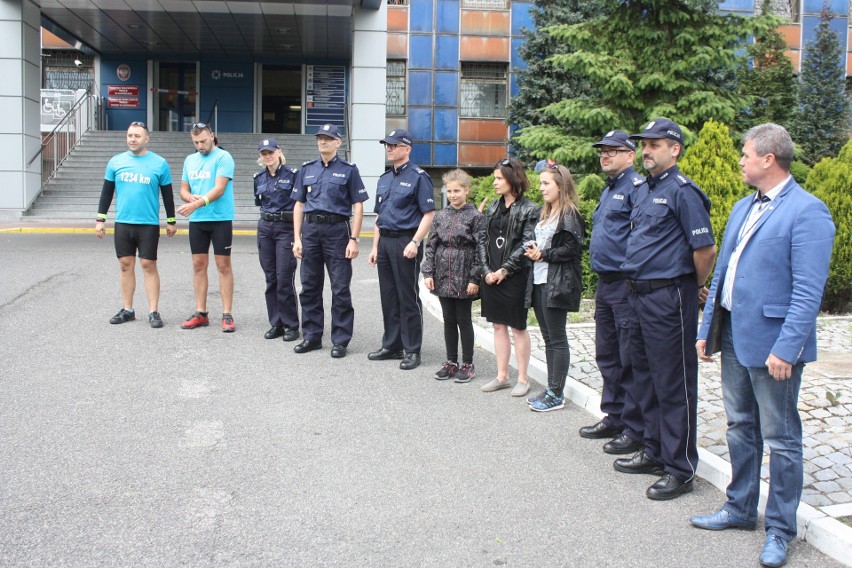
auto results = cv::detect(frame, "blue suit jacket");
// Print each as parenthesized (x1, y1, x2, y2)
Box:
(698, 177, 835, 367)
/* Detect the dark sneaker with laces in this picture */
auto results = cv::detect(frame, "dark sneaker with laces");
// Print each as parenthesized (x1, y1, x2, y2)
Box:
(148, 311, 163, 328)
(222, 313, 235, 333)
(181, 311, 209, 329)
(530, 389, 565, 412)
(109, 308, 135, 324)
(435, 361, 459, 380)
(452, 363, 476, 383)
(527, 390, 547, 406)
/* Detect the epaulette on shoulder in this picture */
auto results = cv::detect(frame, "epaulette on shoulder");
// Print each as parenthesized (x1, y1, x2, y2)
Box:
(415, 167, 428, 176)
(337, 158, 354, 167)
(675, 173, 696, 188)
(302, 159, 316, 166)
(284, 164, 298, 173)
(253, 170, 262, 179)
(631, 175, 644, 186)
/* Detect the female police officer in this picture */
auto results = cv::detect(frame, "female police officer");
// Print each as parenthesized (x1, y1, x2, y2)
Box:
(254, 138, 300, 341)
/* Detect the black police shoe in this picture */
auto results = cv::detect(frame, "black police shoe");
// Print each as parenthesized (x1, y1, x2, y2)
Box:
(367, 348, 404, 361)
(603, 433, 644, 455)
(294, 339, 322, 354)
(282, 328, 300, 342)
(646, 474, 694, 501)
(399, 353, 421, 370)
(264, 326, 284, 339)
(579, 420, 623, 439)
(331, 344, 347, 358)
(613, 451, 665, 476)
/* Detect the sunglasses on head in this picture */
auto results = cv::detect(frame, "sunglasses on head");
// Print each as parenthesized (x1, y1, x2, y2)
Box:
(129, 121, 147, 129)
(192, 122, 208, 129)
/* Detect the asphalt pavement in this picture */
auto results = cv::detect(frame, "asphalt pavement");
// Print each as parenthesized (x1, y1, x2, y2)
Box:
(0, 233, 844, 567)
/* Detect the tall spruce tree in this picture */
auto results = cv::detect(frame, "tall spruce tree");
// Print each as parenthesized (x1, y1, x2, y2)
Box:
(791, 2, 850, 165)
(509, 0, 605, 166)
(735, 2, 796, 132)
(515, 0, 753, 174)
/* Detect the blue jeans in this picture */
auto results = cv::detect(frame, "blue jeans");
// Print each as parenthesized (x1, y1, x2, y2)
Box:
(720, 311, 803, 542)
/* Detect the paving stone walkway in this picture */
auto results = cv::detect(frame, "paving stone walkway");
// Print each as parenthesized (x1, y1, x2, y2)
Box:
(503, 313, 852, 514)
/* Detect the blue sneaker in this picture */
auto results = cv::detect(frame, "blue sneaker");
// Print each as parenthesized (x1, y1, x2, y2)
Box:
(759, 535, 788, 568)
(527, 391, 546, 406)
(530, 390, 565, 412)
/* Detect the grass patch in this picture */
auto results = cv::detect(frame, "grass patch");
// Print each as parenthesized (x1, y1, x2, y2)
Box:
(839, 516, 852, 528)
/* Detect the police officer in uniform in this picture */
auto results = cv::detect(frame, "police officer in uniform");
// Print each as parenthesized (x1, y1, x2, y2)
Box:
(292, 124, 367, 358)
(368, 129, 435, 370)
(580, 130, 646, 457)
(613, 119, 716, 501)
(254, 138, 300, 342)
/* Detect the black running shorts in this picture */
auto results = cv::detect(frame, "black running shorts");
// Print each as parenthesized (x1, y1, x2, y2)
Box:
(189, 221, 233, 256)
(114, 222, 160, 260)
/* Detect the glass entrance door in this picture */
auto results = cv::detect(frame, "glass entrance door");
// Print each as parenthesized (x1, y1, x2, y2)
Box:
(262, 65, 301, 133)
(157, 62, 197, 131)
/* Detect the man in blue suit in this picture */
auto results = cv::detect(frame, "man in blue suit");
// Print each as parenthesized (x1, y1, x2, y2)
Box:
(689, 123, 835, 568)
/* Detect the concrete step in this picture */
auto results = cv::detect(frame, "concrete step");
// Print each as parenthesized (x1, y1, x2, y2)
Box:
(25, 129, 340, 222)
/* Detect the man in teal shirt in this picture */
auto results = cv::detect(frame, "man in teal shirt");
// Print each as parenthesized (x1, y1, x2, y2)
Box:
(177, 123, 237, 332)
(96, 121, 176, 328)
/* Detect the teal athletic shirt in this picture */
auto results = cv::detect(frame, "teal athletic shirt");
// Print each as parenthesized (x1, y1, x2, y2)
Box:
(104, 151, 173, 225)
(181, 147, 235, 222)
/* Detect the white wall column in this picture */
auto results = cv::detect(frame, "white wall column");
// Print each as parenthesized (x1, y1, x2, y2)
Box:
(0, 0, 41, 217)
(350, 3, 387, 219)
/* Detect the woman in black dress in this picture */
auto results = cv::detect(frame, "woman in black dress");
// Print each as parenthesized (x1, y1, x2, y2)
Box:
(477, 158, 540, 397)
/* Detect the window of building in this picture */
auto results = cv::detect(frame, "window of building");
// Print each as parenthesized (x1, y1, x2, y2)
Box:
(461, 0, 510, 9)
(386, 61, 407, 116)
(460, 63, 508, 119)
(387, 0, 409, 6)
(756, 0, 800, 22)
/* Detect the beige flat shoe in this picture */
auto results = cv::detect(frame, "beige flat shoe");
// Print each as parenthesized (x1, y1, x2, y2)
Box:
(511, 381, 530, 397)
(480, 378, 511, 392)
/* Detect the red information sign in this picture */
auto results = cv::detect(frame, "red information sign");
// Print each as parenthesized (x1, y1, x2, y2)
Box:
(108, 85, 139, 96)
(108, 96, 139, 109)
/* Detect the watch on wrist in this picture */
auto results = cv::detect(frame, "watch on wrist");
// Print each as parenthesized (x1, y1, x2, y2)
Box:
(500, 268, 509, 277)
(411, 239, 421, 248)
(349, 236, 358, 242)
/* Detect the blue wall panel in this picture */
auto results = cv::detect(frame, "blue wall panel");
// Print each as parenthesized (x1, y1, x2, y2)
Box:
(100, 58, 147, 130)
(510, 74, 520, 97)
(804, 0, 847, 15)
(411, 143, 432, 166)
(434, 144, 457, 166)
(435, 72, 459, 106)
(437, 0, 460, 33)
(802, 15, 848, 51)
(435, 35, 459, 70)
(719, 0, 755, 10)
(511, 38, 527, 70)
(434, 108, 458, 141)
(409, 35, 434, 69)
(410, 0, 434, 32)
(511, 1, 534, 36)
(409, 71, 433, 106)
(409, 107, 433, 141)
(200, 61, 254, 132)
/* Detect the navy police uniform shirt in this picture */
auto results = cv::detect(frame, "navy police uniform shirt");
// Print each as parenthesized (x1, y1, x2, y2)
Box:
(590, 167, 644, 274)
(293, 155, 367, 216)
(374, 161, 435, 230)
(621, 165, 714, 280)
(254, 164, 298, 213)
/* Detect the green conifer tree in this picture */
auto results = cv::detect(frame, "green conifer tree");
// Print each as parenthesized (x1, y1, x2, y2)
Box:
(515, 0, 754, 175)
(791, 2, 850, 165)
(679, 120, 749, 257)
(735, 3, 796, 131)
(804, 141, 852, 312)
(509, 0, 605, 166)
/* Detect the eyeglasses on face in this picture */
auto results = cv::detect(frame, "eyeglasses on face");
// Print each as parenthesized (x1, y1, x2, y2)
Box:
(598, 149, 631, 158)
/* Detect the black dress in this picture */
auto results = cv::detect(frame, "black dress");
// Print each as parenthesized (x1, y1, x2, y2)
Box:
(481, 200, 530, 329)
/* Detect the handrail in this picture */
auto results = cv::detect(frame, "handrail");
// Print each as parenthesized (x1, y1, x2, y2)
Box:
(27, 89, 101, 188)
(204, 99, 218, 136)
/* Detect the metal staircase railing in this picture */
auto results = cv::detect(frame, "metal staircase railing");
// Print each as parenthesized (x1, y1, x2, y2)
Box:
(27, 89, 103, 188)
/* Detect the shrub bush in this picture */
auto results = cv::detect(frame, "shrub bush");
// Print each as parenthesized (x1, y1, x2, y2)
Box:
(790, 160, 811, 186)
(804, 141, 852, 313)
